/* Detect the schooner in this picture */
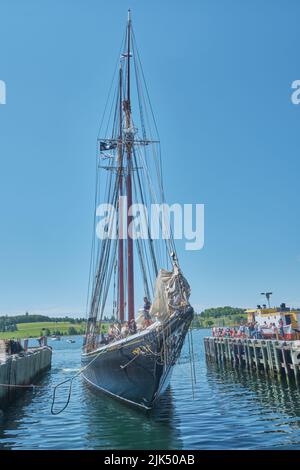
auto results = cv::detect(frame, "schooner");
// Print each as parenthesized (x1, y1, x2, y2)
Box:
(81, 10, 194, 410)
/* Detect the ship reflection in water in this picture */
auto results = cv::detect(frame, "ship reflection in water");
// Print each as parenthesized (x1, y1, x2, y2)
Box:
(1, 331, 300, 449)
(82, 384, 182, 450)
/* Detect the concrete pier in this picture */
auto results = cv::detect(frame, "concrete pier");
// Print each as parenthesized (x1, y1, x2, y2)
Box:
(0, 341, 52, 409)
(204, 337, 300, 381)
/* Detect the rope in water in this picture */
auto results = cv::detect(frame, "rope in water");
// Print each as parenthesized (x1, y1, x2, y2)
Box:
(50, 346, 110, 415)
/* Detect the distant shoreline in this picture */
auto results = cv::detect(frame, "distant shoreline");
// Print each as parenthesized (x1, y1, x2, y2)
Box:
(0, 321, 86, 340)
(0, 313, 245, 340)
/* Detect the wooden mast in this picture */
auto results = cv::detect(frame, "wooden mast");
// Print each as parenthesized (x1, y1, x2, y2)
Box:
(118, 63, 125, 322)
(125, 9, 135, 322)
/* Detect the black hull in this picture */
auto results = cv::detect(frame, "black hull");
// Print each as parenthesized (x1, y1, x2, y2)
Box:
(81, 306, 193, 410)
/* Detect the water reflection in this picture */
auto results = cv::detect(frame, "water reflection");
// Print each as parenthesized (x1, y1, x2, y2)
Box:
(82, 382, 182, 449)
(206, 360, 300, 435)
(0, 369, 53, 450)
(2, 331, 300, 449)
(0, 337, 183, 450)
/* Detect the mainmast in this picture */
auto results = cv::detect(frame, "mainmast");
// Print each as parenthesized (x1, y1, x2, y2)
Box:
(125, 9, 135, 322)
(118, 63, 125, 322)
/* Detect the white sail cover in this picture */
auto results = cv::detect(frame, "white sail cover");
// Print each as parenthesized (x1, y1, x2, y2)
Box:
(149, 267, 191, 321)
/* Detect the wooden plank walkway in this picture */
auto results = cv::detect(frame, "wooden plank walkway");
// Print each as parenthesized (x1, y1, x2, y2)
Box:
(204, 337, 300, 380)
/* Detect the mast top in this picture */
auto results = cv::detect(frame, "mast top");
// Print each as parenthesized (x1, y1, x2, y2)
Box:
(128, 9, 131, 23)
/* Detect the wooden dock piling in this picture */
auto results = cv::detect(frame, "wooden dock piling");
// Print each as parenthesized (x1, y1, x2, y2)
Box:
(204, 337, 300, 381)
(0, 342, 52, 410)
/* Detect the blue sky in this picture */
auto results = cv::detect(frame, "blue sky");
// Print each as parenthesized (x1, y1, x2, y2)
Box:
(0, 0, 299, 316)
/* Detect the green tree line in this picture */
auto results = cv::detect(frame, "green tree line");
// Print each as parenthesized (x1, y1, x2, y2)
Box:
(0, 317, 17, 332)
(40, 326, 86, 337)
(0, 313, 86, 325)
(192, 306, 246, 329)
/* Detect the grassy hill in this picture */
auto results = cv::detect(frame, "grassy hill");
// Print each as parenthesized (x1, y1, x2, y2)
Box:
(0, 321, 86, 339)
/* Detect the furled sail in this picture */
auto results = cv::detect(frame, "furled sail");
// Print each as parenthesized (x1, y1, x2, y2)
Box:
(149, 267, 191, 322)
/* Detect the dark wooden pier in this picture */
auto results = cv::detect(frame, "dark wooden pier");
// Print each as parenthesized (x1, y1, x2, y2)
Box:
(0, 340, 52, 410)
(204, 337, 300, 382)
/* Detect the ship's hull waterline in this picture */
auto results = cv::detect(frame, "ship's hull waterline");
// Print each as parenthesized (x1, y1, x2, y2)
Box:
(81, 307, 194, 410)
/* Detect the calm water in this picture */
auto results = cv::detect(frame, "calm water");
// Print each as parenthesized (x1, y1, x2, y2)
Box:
(1, 329, 300, 449)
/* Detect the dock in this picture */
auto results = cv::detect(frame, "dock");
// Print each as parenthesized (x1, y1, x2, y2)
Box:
(0, 339, 52, 410)
(204, 336, 300, 382)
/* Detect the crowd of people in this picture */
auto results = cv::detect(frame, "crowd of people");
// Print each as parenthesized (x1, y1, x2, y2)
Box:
(212, 318, 286, 340)
(97, 296, 154, 345)
(106, 318, 137, 341)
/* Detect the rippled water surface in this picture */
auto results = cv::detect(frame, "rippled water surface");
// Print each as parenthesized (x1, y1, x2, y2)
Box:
(1, 329, 300, 449)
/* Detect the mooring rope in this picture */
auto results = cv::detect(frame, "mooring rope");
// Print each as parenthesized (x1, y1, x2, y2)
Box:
(50, 346, 110, 415)
(189, 329, 197, 384)
(187, 329, 196, 399)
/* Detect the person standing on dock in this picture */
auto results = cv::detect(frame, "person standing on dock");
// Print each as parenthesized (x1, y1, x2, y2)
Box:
(271, 323, 278, 339)
(279, 318, 284, 338)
